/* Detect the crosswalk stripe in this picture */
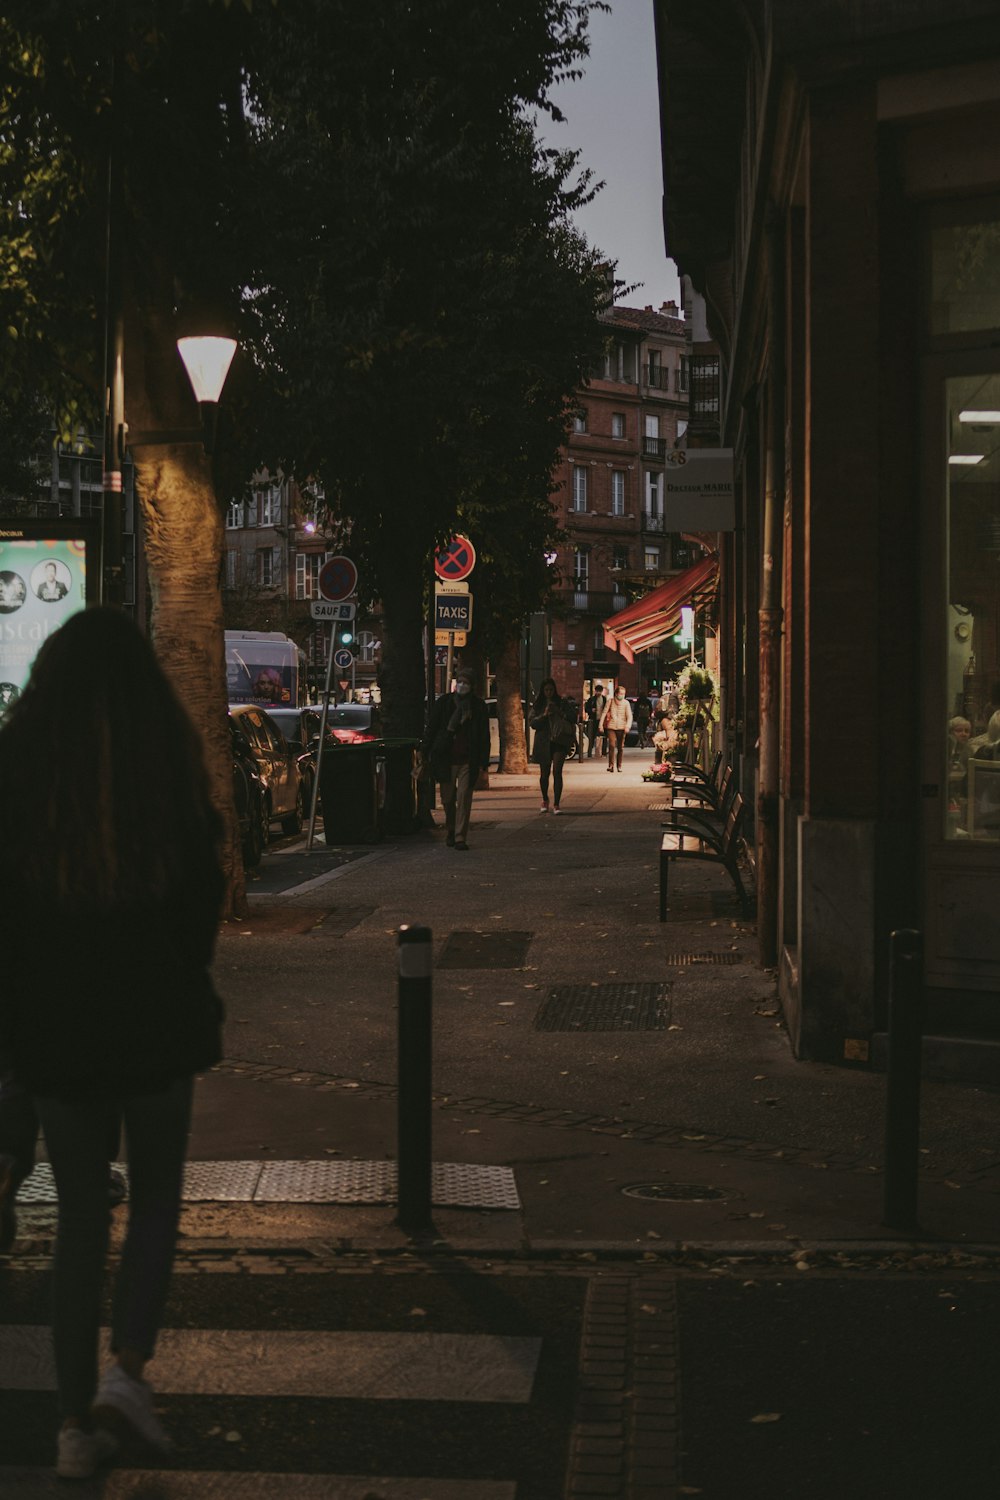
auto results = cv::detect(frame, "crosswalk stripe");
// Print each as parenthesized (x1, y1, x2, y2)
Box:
(0, 1326, 541, 1403)
(0, 1472, 517, 1499)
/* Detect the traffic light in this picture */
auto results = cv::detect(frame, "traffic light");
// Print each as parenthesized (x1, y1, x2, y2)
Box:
(338, 626, 354, 645)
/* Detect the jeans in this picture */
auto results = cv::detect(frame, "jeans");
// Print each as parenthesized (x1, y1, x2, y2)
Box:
(35, 1076, 193, 1420)
(607, 728, 626, 769)
(439, 762, 474, 843)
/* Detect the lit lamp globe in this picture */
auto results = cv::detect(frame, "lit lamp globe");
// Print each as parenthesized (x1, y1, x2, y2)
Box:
(177, 335, 237, 405)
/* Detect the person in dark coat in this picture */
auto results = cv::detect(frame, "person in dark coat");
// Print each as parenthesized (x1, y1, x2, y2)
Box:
(530, 678, 574, 813)
(421, 666, 490, 849)
(0, 608, 224, 1479)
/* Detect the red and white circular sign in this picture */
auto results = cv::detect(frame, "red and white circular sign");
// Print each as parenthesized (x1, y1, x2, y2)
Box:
(434, 535, 476, 583)
(318, 555, 358, 602)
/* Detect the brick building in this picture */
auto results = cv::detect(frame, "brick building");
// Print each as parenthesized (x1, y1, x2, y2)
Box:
(547, 302, 702, 703)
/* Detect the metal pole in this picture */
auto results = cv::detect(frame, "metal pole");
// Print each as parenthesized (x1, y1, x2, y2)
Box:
(101, 63, 125, 608)
(306, 626, 337, 851)
(883, 928, 924, 1232)
(396, 924, 435, 1237)
(445, 629, 454, 690)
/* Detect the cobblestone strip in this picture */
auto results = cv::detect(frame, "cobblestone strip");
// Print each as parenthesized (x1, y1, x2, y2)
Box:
(627, 1275, 681, 1500)
(564, 1272, 682, 1500)
(213, 1057, 999, 1191)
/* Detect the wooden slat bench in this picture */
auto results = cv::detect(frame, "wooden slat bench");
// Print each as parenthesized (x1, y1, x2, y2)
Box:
(659, 791, 752, 919)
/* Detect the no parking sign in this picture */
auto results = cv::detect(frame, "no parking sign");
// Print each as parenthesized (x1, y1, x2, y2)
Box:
(434, 536, 476, 583)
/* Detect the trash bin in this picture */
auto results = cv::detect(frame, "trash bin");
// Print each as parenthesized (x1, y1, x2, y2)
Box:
(320, 740, 382, 844)
(379, 738, 422, 834)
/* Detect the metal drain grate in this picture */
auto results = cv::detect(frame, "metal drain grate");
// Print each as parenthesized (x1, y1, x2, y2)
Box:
(647, 801, 674, 811)
(15, 1159, 520, 1210)
(664, 952, 740, 966)
(534, 981, 671, 1032)
(439, 929, 533, 969)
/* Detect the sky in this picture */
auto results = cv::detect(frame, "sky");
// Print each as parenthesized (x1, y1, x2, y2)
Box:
(543, 0, 682, 310)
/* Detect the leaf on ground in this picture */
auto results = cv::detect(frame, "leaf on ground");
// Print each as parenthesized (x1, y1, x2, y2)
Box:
(750, 1412, 782, 1424)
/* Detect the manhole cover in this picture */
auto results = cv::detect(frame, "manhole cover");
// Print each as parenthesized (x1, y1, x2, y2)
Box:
(439, 929, 533, 968)
(535, 982, 671, 1032)
(664, 952, 740, 966)
(622, 1182, 727, 1202)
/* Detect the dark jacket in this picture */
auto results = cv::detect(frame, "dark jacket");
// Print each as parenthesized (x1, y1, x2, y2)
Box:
(423, 691, 490, 782)
(530, 696, 574, 758)
(0, 870, 224, 1099)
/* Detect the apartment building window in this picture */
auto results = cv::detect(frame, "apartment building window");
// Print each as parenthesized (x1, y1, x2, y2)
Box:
(357, 630, 378, 665)
(613, 545, 630, 571)
(259, 484, 282, 527)
(646, 349, 662, 388)
(256, 547, 278, 588)
(611, 470, 626, 516)
(644, 546, 660, 572)
(225, 500, 243, 529)
(678, 356, 690, 393)
(224, 549, 237, 587)
(296, 552, 322, 599)
(611, 412, 625, 439)
(600, 340, 635, 383)
(573, 548, 590, 606)
(645, 471, 662, 526)
(572, 465, 588, 512)
(572, 409, 587, 434)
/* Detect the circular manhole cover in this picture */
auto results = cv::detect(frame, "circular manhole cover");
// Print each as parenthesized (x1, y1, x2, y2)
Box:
(622, 1182, 727, 1202)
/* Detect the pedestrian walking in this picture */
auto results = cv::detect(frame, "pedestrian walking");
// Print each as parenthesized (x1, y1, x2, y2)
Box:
(600, 684, 633, 772)
(530, 678, 576, 814)
(0, 608, 225, 1479)
(584, 683, 608, 758)
(421, 666, 490, 850)
(635, 690, 652, 748)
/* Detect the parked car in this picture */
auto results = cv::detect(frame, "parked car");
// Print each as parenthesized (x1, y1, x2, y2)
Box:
(229, 705, 305, 836)
(230, 716, 267, 867)
(322, 700, 383, 743)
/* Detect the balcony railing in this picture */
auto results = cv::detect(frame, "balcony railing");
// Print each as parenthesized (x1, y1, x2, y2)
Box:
(644, 364, 668, 389)
(555, 589, 628, 617)
(643, 511, 664, 532)
(642, 436, 667, 460)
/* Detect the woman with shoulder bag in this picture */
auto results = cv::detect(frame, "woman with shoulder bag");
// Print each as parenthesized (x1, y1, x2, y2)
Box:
(0, 608, 225, 1478)
(530, 678, 574, 814)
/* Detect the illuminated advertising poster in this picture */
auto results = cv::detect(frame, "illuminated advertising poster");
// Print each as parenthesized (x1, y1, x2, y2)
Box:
(0, 520, 97, 714)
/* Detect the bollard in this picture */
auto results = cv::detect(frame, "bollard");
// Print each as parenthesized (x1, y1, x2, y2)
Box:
(395, 924, 435, 1237)
(883, 928, 924, 1232)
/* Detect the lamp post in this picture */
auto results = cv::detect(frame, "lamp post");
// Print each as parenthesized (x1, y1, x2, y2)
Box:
(101, 324, 237, 606)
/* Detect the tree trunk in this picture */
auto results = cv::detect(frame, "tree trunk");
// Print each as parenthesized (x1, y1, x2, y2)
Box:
(496, 628, 528, 772)
(378, 545, 428, 739)
(127, 303, 246, 919)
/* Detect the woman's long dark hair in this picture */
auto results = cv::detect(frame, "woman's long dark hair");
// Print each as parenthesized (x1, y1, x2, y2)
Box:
(532, 678, 562, 714)
(0, 607, 221, 911)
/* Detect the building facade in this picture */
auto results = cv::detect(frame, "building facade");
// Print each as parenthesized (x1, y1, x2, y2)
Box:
(222, 477, 381, 698)
(655, 0, 1000, 1077)
(547, 302, 700, 702)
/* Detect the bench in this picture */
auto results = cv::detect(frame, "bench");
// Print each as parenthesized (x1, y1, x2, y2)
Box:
(670, 760, 734, 818)
(670, 748, 723, 793)
(659, 791, 752, 919)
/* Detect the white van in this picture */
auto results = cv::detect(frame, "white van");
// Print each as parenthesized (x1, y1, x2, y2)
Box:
(226, 631, 306, 708)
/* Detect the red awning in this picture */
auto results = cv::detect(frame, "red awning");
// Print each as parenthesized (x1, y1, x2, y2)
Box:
(602, 555, 719, 665)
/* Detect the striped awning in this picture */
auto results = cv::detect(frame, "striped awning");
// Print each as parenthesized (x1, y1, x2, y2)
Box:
(602, 554, 719, 665)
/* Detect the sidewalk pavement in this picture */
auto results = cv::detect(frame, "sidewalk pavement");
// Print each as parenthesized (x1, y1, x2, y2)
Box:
(189, 750, 995, 1255)
(15, 749, 1000, 1257)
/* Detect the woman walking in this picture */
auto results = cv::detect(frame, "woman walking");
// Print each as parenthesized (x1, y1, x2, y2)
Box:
(530, 678, 575, 813)
(0, 609, 224, 1479)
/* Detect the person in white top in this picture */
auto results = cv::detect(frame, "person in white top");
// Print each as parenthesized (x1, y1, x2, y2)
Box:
(599, 685, 633, 772)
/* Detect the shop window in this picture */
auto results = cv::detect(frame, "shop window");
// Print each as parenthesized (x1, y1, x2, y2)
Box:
(944, 371, 1000, 840)
(931, 216, 1000, 336)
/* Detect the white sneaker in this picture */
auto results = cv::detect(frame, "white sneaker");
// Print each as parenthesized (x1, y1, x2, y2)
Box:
(539, 804, 549, 813)
(553, 807, 562, 815)
(92, 1363, 172, 1452)
(56, 1424, 118, 1479)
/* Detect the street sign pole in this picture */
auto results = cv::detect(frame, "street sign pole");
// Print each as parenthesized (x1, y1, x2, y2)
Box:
(306, 624, 338, 853)
(445, 630, 454, 689)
